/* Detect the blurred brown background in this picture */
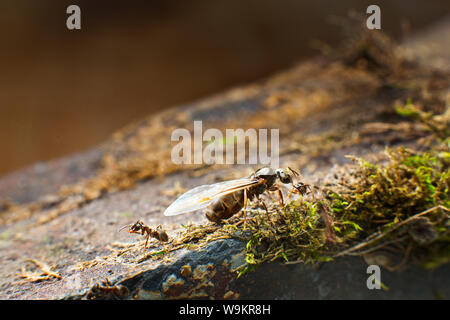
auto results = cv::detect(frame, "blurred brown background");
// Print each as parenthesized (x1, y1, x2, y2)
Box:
(0, 0, 449, 176)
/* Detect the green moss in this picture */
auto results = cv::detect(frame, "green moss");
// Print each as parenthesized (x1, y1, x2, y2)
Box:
(330, 147, 448, 232)
(395, 100, 449, 139)
(395, 99, 429, 119)
(242, 200, 331, 265)
(239, 142, 449, 272)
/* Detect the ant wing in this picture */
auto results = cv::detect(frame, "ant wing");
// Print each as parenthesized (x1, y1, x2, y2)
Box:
(163, 178, 260, 216)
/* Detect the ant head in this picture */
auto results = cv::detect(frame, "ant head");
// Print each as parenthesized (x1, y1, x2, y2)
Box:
(119, 220, 145, 234)
(276, 167, 299, 184)
(129, 220, 145, 233)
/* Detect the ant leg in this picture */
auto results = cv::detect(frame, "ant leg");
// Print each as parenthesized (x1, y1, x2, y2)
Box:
(269, 184, 285, 207)
(287, 188, 296, 201)
(256, 195, 271, 222)
(276, 186, 284, 207)
(270, 184, 285, 207)
(265, 190, 276, 202)
(144, 233, 150, 251)
(159, 238, 167, 252)
(310, 186, 316, 202)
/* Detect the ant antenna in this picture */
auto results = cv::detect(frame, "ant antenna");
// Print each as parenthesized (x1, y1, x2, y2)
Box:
(288, 167, 300, 177)
(118, 224, 132, 233)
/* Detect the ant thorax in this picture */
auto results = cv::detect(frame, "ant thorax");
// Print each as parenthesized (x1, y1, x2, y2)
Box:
(248, 167, 278, 196)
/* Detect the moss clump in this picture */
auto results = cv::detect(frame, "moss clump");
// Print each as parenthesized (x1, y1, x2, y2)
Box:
(328, 147, 449, 234)
(239, 142, 449, 273)
(243, 200, 333, 265)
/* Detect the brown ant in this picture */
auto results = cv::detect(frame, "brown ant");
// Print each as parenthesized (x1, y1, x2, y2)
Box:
(287, 181, 314, 203)
(119, 220, 169, 249)
(291, 182, 312, 196)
